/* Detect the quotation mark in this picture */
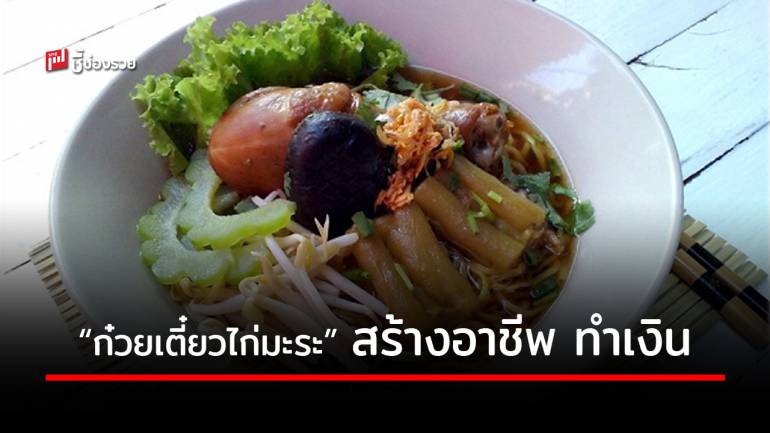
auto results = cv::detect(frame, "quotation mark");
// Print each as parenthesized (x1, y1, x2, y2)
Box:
(324, 329, 337, 338)
(79, 328, 92, 338)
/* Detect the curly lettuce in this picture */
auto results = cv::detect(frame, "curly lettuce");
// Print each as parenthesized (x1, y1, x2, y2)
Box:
(131, 0, 407, 173)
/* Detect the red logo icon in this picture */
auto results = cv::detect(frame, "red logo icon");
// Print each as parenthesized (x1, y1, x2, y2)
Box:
(45, 48, 69, 72)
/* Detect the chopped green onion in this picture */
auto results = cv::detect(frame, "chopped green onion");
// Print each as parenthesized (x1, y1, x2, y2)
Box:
(394, 263, 414, 291)
(441, 137, 465, 151)
(409, 83, 454, 105)
(530, 276, 559, 300)
(470, 192, 494, 220)
(487, 190, 503, 204)
(523, 248, 543, 267)
(548, 158, 563, 178)
(448, 172, 460, 192)
(466, 212, 480, 235)
(343, 268, 371, 282)
(501, 153, 516, 185)
(422, 84, 454, 97)
(442, 136, 465, 151)
(283, 172, 292, 196)
(352, 211, 374, 238)
(409, 84, 424, 101)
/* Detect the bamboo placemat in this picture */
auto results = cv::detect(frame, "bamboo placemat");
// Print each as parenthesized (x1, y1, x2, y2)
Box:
(29, 242, 134, 375)
(646, 215, 767, 342)
(29, 214, 767, 371)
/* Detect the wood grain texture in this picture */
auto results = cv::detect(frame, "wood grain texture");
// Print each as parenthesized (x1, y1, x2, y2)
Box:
(0, 131, 61, 269)
(534, 0, 730, 62)
(684, 124, 769, 292)
(1, 0, 241, 162)
(0, 0, 241, 268)
(537, 0, 769, 178)
(628, 0, 768, 178)
(0, 263, 84, 386)
(2, 1, 766, 269)
(1, 0, 169, 73)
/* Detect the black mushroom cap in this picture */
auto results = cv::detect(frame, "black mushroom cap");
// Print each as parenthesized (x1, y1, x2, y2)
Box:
(287, 111, 392, 236)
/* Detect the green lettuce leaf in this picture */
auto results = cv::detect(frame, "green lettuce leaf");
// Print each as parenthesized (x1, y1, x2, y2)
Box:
(131, 0, 407, 173)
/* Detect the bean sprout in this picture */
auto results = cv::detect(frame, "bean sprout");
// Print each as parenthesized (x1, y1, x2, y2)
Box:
(320, 266, 388, 317)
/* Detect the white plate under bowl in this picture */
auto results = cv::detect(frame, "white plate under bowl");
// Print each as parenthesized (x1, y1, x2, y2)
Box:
(51, 0, 681, 348)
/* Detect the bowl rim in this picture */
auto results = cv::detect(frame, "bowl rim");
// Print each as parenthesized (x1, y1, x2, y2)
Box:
(49, 0, 683, 332)
(522, 0, 683, 329)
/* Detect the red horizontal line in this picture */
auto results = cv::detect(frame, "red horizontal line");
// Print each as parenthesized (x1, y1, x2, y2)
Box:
(45, 373, 726, 382)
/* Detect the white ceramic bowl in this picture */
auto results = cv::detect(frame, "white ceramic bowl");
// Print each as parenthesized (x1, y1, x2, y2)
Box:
(50, 0, 682, 339)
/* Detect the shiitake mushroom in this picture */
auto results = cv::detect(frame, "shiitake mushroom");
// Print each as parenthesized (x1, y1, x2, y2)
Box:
(287, 111, 391, 236)
(208, 84, 358, 196)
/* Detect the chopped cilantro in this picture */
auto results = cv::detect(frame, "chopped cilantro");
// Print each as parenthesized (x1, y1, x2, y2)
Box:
(458, 83, 499, 104)
(530, 276, 559, 299)
(551, 184, 577, 200)
(363, 88, 406, 110)
(391, 72, 418, 92)
(355, 99, 378, 129)
(509, 172, 551, 198)
(567, 200, 595, 235)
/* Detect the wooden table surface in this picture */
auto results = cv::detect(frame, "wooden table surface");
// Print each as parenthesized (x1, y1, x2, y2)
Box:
(1, 0, 768, 377)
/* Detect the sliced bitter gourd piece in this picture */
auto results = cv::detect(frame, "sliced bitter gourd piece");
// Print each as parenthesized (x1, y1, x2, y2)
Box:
(137, 177, 232, 286)
(227, 242, 265, 285)
(178, 150, 296, 249)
